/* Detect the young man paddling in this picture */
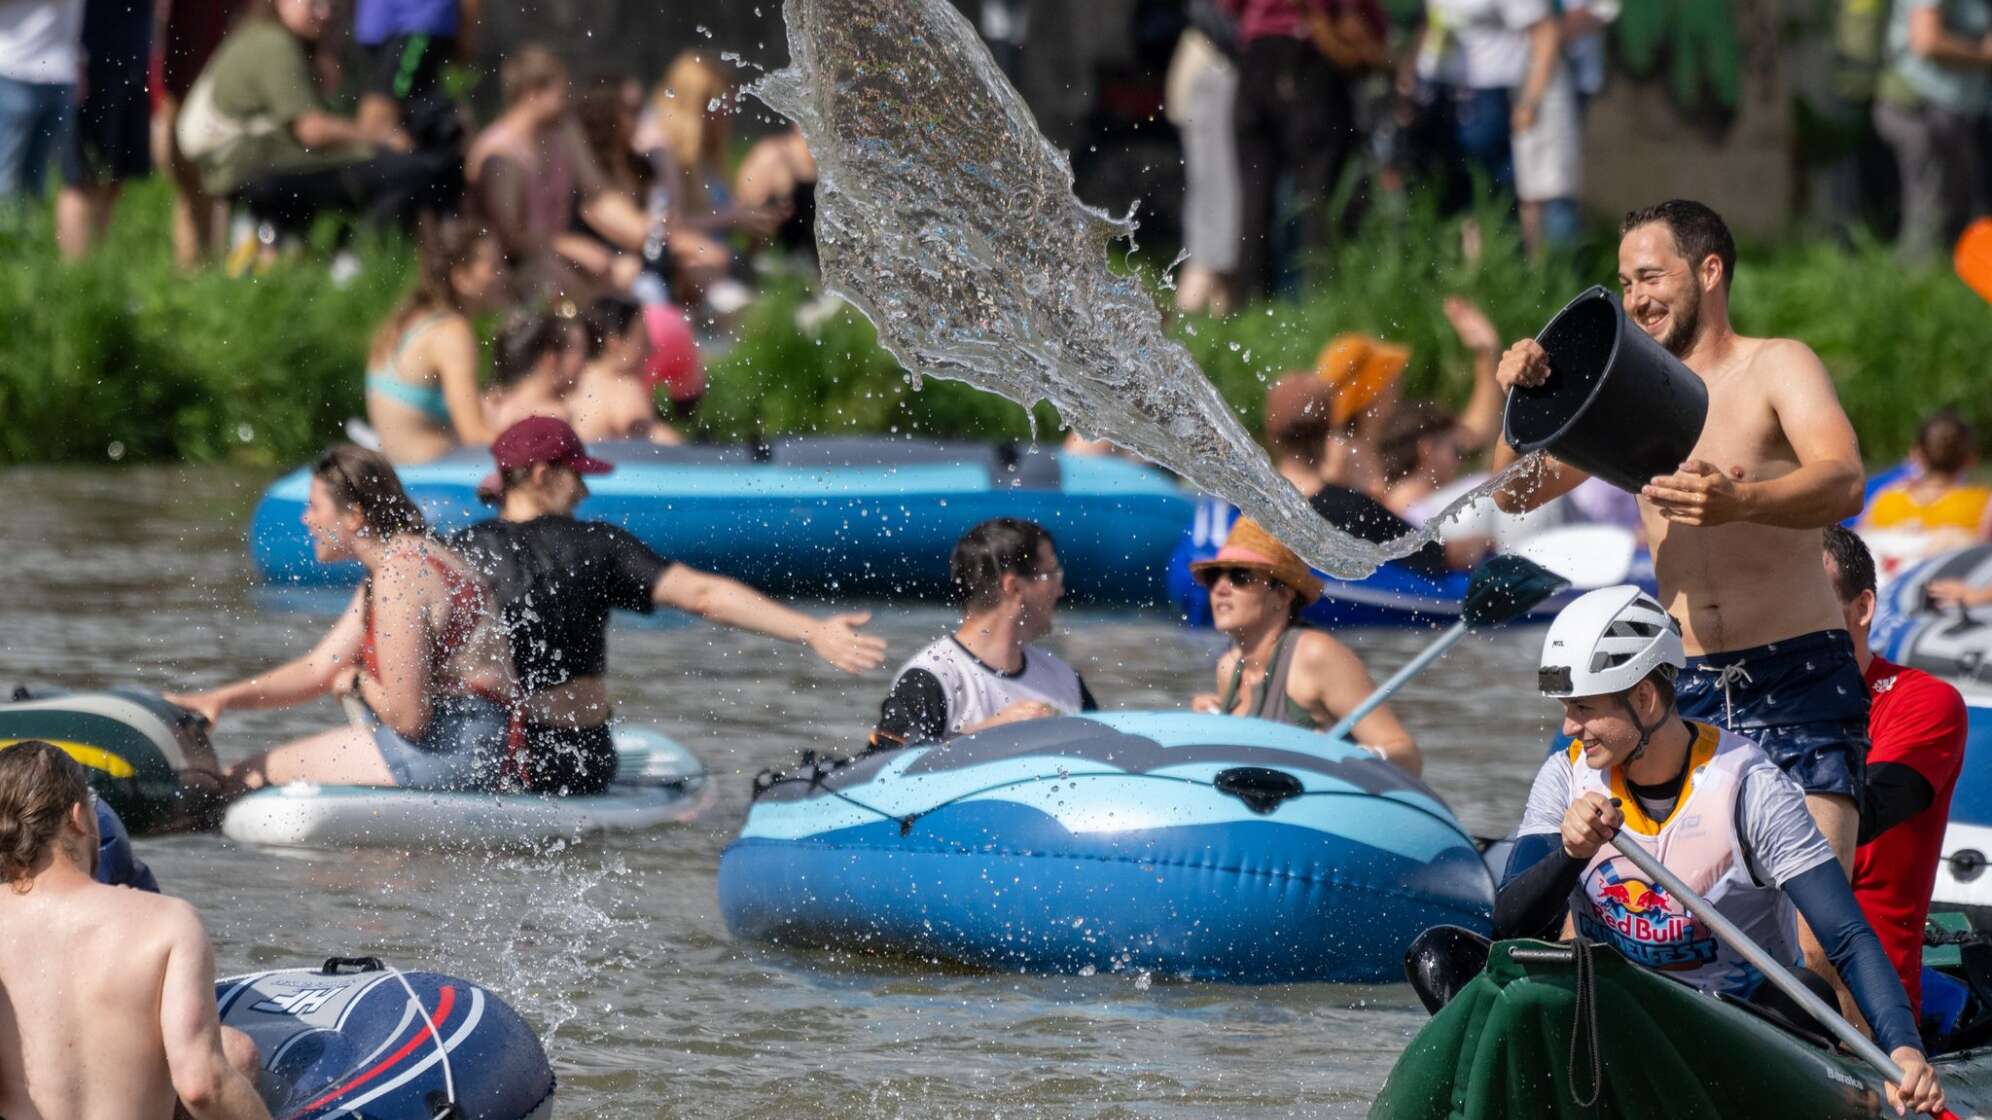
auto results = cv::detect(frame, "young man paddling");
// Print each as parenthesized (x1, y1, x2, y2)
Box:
(1492, 200, 1870, 985)
(1825, 526, 1966, 1019)
(0, 742, 271, 1120)
(1499, 588, 1943, 1116)
(457, 417, 887, 792)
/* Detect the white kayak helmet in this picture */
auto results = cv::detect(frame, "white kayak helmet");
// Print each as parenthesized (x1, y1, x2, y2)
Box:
(1538, 585, 1685, 699)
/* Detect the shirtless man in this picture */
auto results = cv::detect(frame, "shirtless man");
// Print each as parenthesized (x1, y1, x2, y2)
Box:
(0, 741, 271, 1120)
(1493, 199, 1867, 977)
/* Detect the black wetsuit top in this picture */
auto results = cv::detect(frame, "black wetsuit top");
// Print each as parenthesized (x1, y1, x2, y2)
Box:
(1308, 486, 1450, 578)
(452, 516, 674, 693)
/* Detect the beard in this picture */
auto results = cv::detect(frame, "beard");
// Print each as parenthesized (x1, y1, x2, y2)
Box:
(1659, 288, 1702, 357)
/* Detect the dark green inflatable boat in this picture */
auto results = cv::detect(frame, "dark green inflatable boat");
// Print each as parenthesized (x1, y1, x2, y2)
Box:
(1372, 937, 1992, 1119)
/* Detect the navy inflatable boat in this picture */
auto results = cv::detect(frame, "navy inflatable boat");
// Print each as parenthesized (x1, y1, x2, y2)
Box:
(1169, 499, 1651, 629)
(217, 957, 553, 1119)
(717, 712, 1493, 983)
(251, 437, 1194, 604)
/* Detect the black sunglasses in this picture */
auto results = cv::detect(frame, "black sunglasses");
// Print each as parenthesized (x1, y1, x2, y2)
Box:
(1196, 565, 1268, 591)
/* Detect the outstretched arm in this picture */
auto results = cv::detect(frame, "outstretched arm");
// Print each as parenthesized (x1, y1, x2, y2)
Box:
(159, 901, 273, 1120)
(165, 590, 367, 725)
(653, 566, 887, 674)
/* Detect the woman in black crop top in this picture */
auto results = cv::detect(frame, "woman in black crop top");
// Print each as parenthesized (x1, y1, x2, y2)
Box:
(454, 418, 888, 793)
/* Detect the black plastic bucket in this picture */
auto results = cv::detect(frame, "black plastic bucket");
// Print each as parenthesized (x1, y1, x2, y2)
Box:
(1502, 286, 1709, 494)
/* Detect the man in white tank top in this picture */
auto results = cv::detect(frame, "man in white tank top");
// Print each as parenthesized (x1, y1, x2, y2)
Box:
(1495, 587, 1944, 1116)
(872, 518, 1096, 747)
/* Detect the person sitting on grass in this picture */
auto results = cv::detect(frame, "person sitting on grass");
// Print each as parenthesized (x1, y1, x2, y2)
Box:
(365, 217, 511, 464)
(1188, 518, 1421, 775)
(1496, 586, 1943, 1116)
(567, 295, 682, 445)
(178, 0, 458, 254)
(167, 446, 516, 796)
(0, 741, 271, 1120)
(872, 518, 1097, 747)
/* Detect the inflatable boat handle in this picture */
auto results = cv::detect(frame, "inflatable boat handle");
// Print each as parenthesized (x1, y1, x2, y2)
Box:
(320, 956, 386, 975)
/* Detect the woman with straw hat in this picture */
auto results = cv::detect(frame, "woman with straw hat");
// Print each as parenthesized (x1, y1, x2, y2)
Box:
(1189, 518, 1422, 776)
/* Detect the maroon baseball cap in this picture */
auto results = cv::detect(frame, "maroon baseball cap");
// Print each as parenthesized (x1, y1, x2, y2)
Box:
(478, 416, 614, 496)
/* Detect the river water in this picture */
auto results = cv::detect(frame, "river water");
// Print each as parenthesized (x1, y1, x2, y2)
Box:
(0, 467, 1565, 1118)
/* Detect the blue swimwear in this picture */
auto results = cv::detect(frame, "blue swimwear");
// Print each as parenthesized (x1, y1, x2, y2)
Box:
(1676, 629, 1870, 812)
(361, 694, 510, 791)
(365, 311, 453, 424)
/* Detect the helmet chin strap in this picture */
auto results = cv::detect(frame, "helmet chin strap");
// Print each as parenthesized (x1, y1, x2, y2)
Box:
(1618, 692, 1670, 762)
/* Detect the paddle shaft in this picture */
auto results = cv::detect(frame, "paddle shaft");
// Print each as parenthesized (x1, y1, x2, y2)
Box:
(1321, 621, 1467, 741)
(1604, 816, 1952, 1114)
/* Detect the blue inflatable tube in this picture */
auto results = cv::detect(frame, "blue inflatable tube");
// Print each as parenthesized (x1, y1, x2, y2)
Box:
(252, 437, 1194, 605)
(216, 958, 553, 1118)
(717, 712, 1493, 984)
(1168, 499, 1653, 629)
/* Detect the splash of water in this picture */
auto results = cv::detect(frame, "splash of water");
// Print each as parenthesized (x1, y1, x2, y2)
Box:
(752, 0, 1532, 579)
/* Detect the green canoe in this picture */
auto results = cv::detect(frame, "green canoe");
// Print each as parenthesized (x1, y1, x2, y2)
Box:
(1371, 938, 1992, 1119)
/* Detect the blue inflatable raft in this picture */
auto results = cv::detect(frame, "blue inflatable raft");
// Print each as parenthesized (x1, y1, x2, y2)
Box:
(1169, 499, 1652, 629)
(252, 437, 1194, 604)
(716, 712, 1494, 983)
(216, 957, 553, 1118)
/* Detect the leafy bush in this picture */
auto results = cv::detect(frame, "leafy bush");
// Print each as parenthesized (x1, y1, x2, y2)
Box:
(1, 180, 1984, 466)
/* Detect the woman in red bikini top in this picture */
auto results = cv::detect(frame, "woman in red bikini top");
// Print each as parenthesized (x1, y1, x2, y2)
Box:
(168, 445, 516, 797)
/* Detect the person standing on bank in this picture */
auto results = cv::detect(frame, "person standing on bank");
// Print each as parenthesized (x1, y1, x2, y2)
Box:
(1189, 518, 1422, 775)
(1491, 199, 1869, 988)
(871, 518, 1096, 747)
(457, 418, 887, 793)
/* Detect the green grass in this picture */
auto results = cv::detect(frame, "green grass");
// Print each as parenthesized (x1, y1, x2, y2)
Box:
(0, 180, 1985, 466)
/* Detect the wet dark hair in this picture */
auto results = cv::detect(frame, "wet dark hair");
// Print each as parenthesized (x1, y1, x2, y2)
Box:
(492, 313, 572, 388)
(0, 741, 91, 887)
(1621, 200, 1737, 290)
(582, 296, 643, 359)
(951, 518, 1056, 611)
(1916, 409, 1978, 477)
(1379, 401, 1460, 485)
(313, 444, 428, 539)
(1822, 524, 1877, 603)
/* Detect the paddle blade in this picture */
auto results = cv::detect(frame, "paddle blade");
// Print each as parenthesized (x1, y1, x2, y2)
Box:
(1958, 217, 1992, 305)
(1461, 554, 1572, 629)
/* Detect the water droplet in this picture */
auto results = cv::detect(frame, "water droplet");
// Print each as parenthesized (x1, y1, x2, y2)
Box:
(106, 441, 125, 461)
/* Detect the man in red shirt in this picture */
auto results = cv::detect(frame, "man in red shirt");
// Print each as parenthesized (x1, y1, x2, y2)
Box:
(1825, 524, 1968, 1016)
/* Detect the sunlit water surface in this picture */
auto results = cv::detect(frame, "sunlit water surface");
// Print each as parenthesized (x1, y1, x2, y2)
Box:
(0, 467, 1564, 1118)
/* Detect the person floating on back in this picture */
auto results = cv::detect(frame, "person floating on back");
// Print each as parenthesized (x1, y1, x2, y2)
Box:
(1188, 517, 1421, 775)
(1496, 587, 1943, 1116)
(0, 741, 271, 1120)
(871, 518, 1095, 747)
(1824, 525, 1967, 1024)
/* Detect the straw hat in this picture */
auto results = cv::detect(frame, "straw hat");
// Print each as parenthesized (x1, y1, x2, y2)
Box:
(1189, 518, 1324, 605)
(1315, 333, 1411, 427)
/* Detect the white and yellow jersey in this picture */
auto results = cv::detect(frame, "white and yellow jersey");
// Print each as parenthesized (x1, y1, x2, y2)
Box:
(1517, 722, 1839, 997)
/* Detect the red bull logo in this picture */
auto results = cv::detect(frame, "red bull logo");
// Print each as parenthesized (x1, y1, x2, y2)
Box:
(1597, 878, 1674, 918)
(1582, 869, 1716, 971)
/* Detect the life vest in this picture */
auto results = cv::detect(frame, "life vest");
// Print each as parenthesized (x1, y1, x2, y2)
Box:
(1564, 722, 1802, 998)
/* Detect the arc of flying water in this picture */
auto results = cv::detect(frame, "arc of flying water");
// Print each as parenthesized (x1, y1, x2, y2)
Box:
(752, 0, 1530, 579)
